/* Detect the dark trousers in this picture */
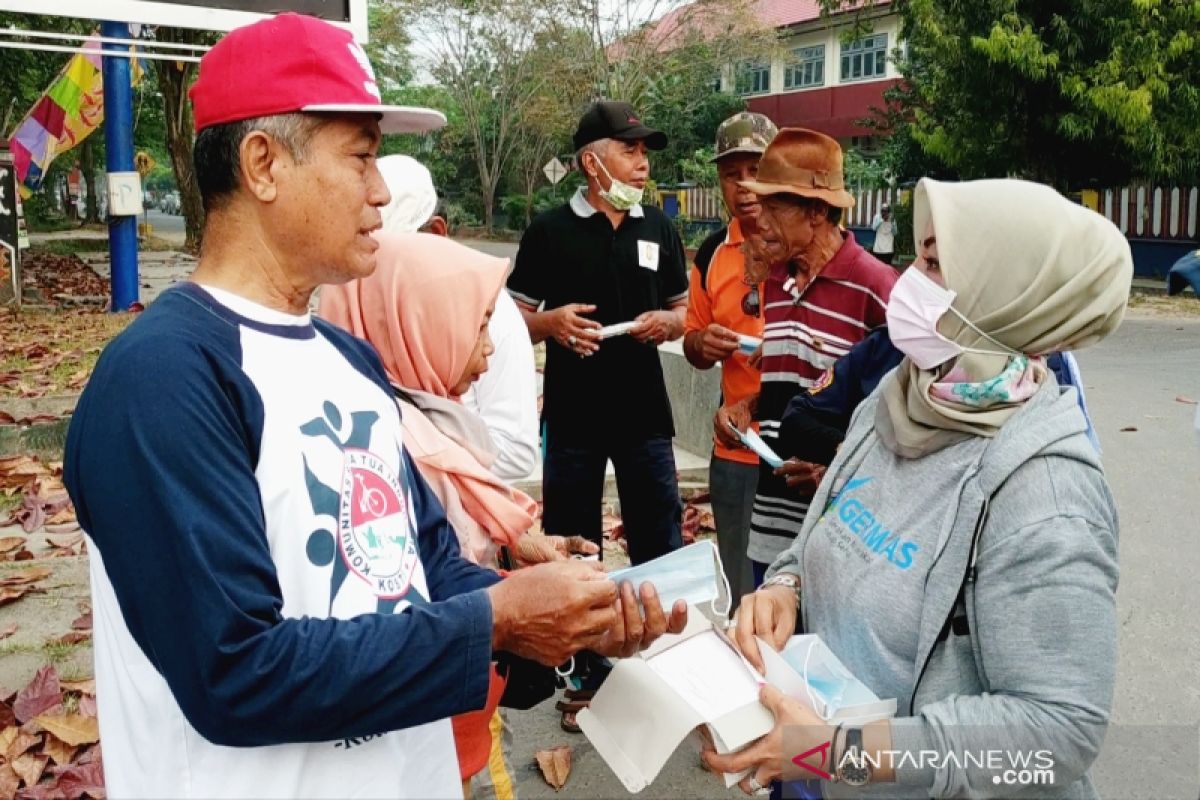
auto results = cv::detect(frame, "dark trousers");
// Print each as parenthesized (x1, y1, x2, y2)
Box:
(543, 430, 684, 693)
(541, 431, 683, 566)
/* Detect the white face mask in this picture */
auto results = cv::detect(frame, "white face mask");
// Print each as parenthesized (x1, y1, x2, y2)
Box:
(607, 540, 731, 621)
(591, 154, 644, 211)
(886, 266, 1018, 370)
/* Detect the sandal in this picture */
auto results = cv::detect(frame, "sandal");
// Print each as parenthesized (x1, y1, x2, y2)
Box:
(555, 689, 595, 734)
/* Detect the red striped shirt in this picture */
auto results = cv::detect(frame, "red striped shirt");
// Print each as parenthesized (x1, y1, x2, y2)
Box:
(749, 231, 897, 564)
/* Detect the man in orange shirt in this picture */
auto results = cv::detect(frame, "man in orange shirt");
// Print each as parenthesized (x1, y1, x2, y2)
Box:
(683, 112, 778, 608)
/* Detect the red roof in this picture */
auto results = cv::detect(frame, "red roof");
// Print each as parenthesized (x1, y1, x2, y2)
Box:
(609, 0, 889, 59)
(758, 0, 890, 28)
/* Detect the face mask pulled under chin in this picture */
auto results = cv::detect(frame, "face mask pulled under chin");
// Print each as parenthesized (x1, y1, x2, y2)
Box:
(886, 265, 1020, 370)
(591, 155, 645, 211)
(607, 540, 731, 621)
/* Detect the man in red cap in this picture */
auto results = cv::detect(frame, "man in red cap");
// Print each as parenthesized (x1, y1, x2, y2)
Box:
(63, 14, 683, 799)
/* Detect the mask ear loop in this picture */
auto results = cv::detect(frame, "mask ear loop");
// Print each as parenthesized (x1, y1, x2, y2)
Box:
(802, 638, 825, 719)
(556, 657, 576, 680)
(946, 307, 1024, 360)
(709, 540, 733, 622)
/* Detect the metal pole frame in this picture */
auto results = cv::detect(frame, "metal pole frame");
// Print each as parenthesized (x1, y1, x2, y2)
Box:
(101, 20, 139, 312)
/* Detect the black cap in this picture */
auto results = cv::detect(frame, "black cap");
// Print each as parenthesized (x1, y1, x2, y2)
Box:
(573, 101, 668, 151)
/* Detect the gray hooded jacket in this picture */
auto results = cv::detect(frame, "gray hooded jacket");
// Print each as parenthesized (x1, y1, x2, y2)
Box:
(768, 378, 1118, 798)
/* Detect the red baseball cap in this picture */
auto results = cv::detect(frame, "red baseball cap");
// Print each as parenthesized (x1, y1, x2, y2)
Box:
(189, 13, 445, 135)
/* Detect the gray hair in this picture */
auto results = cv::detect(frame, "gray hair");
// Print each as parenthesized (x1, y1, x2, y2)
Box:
(194, 113, 330, 212)
(575, 138, 614, 173)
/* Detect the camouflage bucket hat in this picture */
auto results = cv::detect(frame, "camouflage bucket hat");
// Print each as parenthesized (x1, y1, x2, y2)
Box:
(712, 112, 779, 162)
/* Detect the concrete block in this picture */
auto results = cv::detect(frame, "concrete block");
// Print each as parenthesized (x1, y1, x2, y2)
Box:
(658, 340, 721, 458)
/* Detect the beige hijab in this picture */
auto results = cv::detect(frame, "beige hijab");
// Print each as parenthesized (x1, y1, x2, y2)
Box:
(880, 178, 1133, 457)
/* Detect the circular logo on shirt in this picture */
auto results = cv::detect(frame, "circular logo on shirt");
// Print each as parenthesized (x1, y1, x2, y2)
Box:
(811, 367, 835, 395)
(338, 449, 419, 598)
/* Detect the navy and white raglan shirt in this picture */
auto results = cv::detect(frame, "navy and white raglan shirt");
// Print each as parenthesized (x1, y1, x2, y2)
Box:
(64, 284, 499, 799)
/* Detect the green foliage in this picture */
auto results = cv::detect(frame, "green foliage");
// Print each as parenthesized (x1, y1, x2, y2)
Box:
(843, 149, 889, 191)
(880, 0, 1200, 185)
(678, 147, 718, 188)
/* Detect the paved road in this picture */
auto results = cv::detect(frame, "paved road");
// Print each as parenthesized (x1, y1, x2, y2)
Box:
(144, 210, 186, 242)
(504, 314, 1200, 800)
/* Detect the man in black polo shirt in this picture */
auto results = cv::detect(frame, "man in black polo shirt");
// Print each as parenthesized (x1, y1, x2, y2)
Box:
(508, 101, 687, 570)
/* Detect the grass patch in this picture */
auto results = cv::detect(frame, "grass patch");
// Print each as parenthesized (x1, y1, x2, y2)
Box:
(1128, 291, 1200, 317)
(27, 240, 108, 258)
(43, 639, 87, 666)
(0, 492, 21, 516)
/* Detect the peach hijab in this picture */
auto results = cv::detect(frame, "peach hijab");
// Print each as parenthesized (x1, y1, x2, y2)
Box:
(319, 232, 536, 562)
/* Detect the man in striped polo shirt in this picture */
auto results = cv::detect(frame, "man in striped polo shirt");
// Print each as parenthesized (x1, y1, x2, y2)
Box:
(732, 128, 898, 582)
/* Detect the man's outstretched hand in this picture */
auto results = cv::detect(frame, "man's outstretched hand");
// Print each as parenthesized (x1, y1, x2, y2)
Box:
(488, 561, 617, 666)
(592, 580, 688, 659)
(487, 563, 688, 665)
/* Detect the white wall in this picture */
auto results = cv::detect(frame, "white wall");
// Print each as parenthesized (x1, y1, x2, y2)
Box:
(726, 13, 902, 97)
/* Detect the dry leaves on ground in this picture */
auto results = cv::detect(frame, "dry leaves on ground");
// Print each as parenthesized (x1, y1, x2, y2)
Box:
(0, 457, 81, 553)
(680, 501, 715, 546)
(0, 665, 103, 800)
(535, 745, 572, 791)
(0, 302, 131, 401)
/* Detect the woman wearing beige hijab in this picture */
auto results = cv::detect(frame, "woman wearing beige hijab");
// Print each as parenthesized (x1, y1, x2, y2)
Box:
(707, 179, 1132, 798)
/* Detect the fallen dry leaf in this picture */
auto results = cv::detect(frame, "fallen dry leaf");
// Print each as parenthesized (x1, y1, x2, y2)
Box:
(0, 704, 14, 730)
(40, 733, 77, 767)
(58, 681, 94, 697)
(13, 667, 61, 725)
(4, 730, 41, 760)
(31, 715, 98, 748)
(1120, 426, 1138, 433)
(10, 752, 47, 787)
(0, 538, 25, 555)
(1176, 395, 1198, 405)
(43, 531, 83, 550)
(0, 623, 17, 641)
(0, 587, 31, 607)
(0, 726, 17, 751)
(76, 697, 96, 719)
(0, 567, 52, 587)
(0, 763, 19, 800)
(535, 745, 572, 791)
(70, 614, 91, 632)
(52, 759, 106, 799)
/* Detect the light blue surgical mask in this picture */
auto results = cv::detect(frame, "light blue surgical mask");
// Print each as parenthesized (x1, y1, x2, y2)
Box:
(608, 540, 731, 620)
(783, 639, 878, 719)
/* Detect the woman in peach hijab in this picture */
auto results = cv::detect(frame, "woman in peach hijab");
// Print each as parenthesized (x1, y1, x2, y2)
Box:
(320, 232, 595, 798)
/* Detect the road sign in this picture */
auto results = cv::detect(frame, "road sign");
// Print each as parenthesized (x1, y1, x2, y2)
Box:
(543, 157, 568, 186)
(0, 0, 369, 41)
(135, 151, 156, 177)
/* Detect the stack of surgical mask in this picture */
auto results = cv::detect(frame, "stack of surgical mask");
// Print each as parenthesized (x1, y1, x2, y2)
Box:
(607, 540, 731, 621)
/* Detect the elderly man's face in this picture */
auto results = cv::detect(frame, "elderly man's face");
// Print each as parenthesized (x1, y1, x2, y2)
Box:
(757, 195, 819, 265)
(271, 115, 390, 285)
(586, 139, 650, 189)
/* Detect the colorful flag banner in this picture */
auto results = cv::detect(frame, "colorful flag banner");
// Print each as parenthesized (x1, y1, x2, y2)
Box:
(7, 36, 144, 198)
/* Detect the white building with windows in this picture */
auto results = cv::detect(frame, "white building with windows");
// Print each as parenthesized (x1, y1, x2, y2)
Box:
(721, 0, 902, 150)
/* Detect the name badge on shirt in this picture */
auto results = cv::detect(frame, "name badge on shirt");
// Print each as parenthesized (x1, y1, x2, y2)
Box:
(637, 240, 659, 271)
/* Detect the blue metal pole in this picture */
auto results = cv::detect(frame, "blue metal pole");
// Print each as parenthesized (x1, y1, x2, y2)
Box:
(101, 20, 139, 311)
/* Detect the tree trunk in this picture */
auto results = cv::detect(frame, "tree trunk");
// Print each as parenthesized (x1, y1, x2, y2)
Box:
(79, 137, 101, 224)
(156, 30, 207, 253)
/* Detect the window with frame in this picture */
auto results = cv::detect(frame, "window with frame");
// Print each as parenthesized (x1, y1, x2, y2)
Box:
(784, 45, 825, 90)
(840, 33, 888, 82)
(736, 60, 771, 96)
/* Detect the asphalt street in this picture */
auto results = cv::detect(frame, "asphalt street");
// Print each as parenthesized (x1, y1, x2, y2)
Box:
(504, 314, 1200, 800)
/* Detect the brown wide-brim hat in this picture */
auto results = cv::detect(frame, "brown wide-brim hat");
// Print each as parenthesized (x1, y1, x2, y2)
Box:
(739, 127, 855, 208)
